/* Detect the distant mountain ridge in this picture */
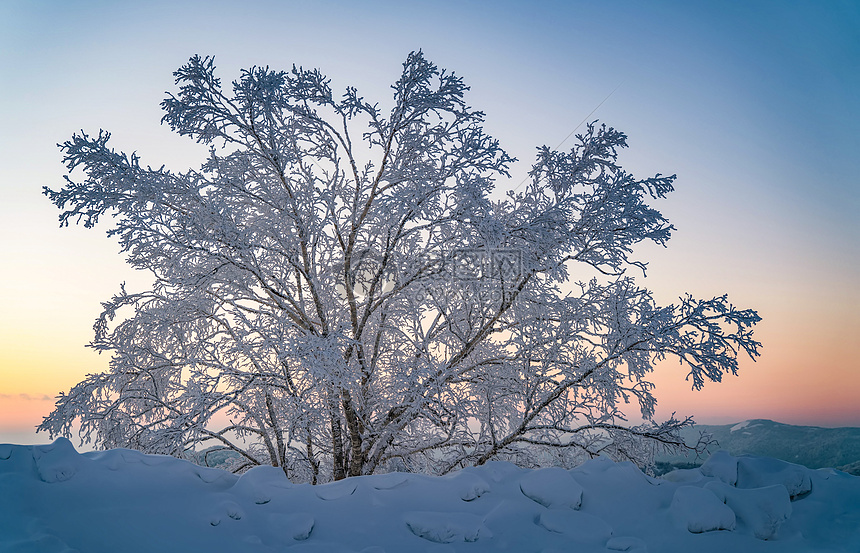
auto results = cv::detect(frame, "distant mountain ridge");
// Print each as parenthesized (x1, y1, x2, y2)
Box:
(656, 419, 860, 475)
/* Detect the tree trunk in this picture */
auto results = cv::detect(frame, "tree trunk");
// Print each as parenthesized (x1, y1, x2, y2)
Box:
(342, 390, 365, 477)
(328, 394, 346, 481)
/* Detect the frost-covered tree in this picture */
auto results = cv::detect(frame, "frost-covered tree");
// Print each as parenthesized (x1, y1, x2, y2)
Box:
(39, 52, 760, 482)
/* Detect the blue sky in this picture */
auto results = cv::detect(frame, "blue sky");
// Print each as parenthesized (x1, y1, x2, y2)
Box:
(1, 0, 858, 443)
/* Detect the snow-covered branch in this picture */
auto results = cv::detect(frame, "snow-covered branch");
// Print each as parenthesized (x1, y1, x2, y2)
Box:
(39, 52, 759, 481)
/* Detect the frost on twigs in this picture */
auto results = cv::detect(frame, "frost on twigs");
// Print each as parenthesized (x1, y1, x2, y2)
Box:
(39, 51, 759, 482)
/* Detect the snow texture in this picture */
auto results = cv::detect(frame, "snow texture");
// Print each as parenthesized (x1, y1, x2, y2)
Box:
(451, 471, 492, 501)
(700, 449, 738, 485)
(519, 467, 583, 509)
(403, 512, 491, 543)
(661, 467, 706, 484)
(606, 536, 648, 552)
(736, 455, 812, 499)
(1, 439, 859, 552)
(314, 479, 357, 501)
(670, 485, 736, 533)
(536, 509, 613, 542)
(268, 513, 315, 540)
(705, 481, 792, 540)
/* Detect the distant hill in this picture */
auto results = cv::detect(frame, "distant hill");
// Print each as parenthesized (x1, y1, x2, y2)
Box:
(656, 419, 860, 475)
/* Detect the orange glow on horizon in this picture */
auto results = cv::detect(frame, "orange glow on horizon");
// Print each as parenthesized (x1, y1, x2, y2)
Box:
(1, 1, 859, 442)
(0, 393, 54, 430)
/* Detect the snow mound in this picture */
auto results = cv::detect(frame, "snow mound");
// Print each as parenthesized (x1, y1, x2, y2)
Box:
(519, 466, 583, 509)
(705, 481, 791, 540)
(700, 449, 738, 485)
(480, 460, 524, 483)
(233, 465, 292, 504)
(447, 469, 491, 501)
(32, 437, 83, 483)
(220, 499, 244, 520)
(661, 467, 705, 483)
(403, 511, 491, 543)
(606, 536, 648, 552)
(2, 439, 859, 552)
(369, 472, 410, 490)
(567, 458, 666, 517)
(537, 509, 613, 542)
(315, 478, 358, 500)
(671, 485, 736, 533)
(194, 464, 234, 484)
(737, 455, 812, 499)
(269, 512, 315, 540)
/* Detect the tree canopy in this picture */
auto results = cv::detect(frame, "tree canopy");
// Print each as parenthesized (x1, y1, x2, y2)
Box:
(40, 51, 760, 482)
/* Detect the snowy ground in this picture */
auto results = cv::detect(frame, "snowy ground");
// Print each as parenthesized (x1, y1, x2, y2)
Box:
(1, 439, 858, 552)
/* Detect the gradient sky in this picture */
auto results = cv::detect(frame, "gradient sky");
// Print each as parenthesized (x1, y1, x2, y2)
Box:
(1, 0, 858, 445)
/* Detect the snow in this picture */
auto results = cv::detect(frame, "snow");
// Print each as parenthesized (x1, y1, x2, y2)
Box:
(704, 482, 791, 540)
(737, 455, 812, 499)
(700, 449, 738, 485)
(518, 466, 583, 509)
(670, 486, 736, 533)
(2, 439, 860, 552)
(404, 512, 491, 543)
(536, 509, 613, 542)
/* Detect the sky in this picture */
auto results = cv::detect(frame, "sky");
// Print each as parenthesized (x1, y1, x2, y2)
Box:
(1, 0, 858, 445)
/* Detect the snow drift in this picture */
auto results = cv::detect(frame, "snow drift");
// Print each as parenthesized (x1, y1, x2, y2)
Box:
(1, 439, 858, 552)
